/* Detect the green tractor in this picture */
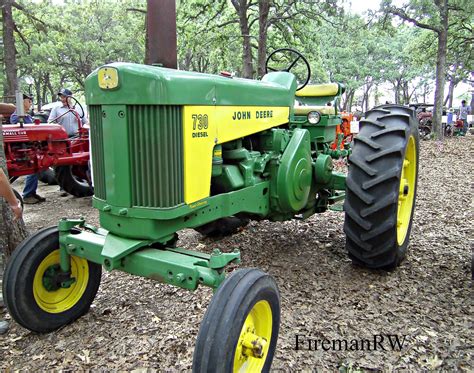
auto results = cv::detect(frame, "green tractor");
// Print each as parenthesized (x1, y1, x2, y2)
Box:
(2, 49, 419, 372)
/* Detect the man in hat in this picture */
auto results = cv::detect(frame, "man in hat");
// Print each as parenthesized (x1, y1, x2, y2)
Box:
(48, 88, 88, 136)
(48, 88, 89, 196)
(10, 94, 46, 204)
(10, 93, 33, 125)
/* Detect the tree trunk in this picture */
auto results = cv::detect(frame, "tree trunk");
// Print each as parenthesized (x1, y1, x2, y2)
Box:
(2, 0, 18, 102)
(402, 81, 410, 104)
(362, 79, 373, 112)
(231, 0, 254, 78)
(432, 3, 448, 140)
(257, 0, 270, 78)
(341, 91, 348, 111)
(0, 125, 28, 259)
(35, 80, 42, 111)
(392, 80, 401, 104)
(444, 77, 455, 108)
(42, 75, 49, 106)
(470, 71, 474, 111)
(348, 90, 355, 112)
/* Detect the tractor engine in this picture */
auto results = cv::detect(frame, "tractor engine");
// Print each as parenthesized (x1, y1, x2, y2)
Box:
(86, 63, 345, 242)
(3, 124, 70, 176)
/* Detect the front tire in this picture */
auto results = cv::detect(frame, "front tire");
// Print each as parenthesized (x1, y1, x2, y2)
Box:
(193, 268, 280, 372)
(2, 226, 102, 332)
(344, 105, 419, 269)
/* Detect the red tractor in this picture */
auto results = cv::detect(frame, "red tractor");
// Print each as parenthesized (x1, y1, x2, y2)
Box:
(1, 100, 92, 198)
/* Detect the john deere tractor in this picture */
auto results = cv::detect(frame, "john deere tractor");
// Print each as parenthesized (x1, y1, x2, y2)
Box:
(3, 49, 419, 372)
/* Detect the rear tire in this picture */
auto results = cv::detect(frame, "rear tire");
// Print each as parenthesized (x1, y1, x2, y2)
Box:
(344, 105, 419, 269)
(56, 165, 93, 197)
(38, 168, 58, 185)
(2, 226, 101, 332)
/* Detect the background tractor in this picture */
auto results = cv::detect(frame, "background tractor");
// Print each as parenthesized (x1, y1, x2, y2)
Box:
(1, 98, 93, 197)
(3, 49, 419, 372)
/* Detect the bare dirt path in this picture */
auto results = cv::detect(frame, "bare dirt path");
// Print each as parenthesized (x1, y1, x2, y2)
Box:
(1, 136, 472, 371)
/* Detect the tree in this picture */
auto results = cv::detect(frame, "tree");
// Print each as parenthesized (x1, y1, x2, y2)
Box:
(0, 126, 28, 259)
(1, 0, 28, 258)
(2, 0, 17, 101)
(382, 0, 474, 139)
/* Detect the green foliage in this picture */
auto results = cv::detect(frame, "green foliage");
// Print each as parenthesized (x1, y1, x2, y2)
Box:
(7, 0, 146, 105)
(1, 0, 471, 112)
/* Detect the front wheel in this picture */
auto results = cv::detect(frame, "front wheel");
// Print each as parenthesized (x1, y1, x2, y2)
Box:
(344, 104, 419, 269)
(193, 268, 280, 372)
(2, 226, 102, 332)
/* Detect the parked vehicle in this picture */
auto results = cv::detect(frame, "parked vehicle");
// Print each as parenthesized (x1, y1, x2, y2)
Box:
(3, 50, 419, 371)
(1, 97, 92, 197)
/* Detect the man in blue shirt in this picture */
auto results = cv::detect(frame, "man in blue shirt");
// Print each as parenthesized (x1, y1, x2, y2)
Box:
(48, 88, 88, 136)
(10, 94, 46, 204)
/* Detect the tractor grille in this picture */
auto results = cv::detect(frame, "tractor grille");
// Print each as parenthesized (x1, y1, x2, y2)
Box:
(128, 105, 184, 207)
(89, 105, 107, 200)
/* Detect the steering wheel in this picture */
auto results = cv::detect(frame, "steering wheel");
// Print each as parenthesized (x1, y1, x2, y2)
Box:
(48, 95, 85, 124)
(265, 48, 311, 91)
(67, 95, 85, 119)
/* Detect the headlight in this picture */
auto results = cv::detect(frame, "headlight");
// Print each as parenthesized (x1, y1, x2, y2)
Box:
(308, 111, 321, 124)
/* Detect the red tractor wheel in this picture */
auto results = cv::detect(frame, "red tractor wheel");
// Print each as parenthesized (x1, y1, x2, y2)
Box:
(56, 165, 93, 197)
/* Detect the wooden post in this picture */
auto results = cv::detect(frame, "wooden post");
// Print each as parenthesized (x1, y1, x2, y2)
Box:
(146, 0, 177, 69)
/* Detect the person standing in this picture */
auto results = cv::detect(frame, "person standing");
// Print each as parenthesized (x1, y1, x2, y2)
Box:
(48, 88, 89, 196)
(48, 88, 88, 136)
(458, 100, 471, 135)
(10, 94, 46, 204)
(0, 168, 23, 334)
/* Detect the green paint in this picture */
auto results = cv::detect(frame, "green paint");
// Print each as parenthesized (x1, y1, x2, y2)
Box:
(86, 63, 296, 107)
(54, 62, 352, 295)
(59, 222, 239, 291)
(271, 128, 312, 213)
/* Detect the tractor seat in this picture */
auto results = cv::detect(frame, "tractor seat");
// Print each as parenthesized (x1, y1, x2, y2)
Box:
(295, 83, 341, 98)
(294, 105, 336, 116)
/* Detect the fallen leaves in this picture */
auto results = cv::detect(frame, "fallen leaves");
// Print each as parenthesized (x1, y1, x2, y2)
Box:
(1, 137, 473, 371)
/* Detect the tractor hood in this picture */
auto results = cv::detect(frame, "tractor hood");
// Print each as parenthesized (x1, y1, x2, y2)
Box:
(85, 62, 296, 107)
(2, 123, 68, 142)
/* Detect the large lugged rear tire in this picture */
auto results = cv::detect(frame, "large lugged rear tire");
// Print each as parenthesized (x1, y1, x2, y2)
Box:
(193, 268, 280, 373)
(344, 105, 419, 269)
(2, 227, 102, 333)
(56, 165, 93, 197)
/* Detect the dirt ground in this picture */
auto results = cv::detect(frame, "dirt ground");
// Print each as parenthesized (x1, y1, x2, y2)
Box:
(1, 136, 472, 371)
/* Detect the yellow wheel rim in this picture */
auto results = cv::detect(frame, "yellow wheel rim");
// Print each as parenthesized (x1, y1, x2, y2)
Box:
(397, 135, 417, 246)
(233, 300, 273, 372)
(33, 250, 89, 314)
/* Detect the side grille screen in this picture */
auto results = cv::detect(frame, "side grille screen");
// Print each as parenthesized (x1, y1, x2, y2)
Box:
(89, 105, 106, 200)
(128, 105, 184, 207)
